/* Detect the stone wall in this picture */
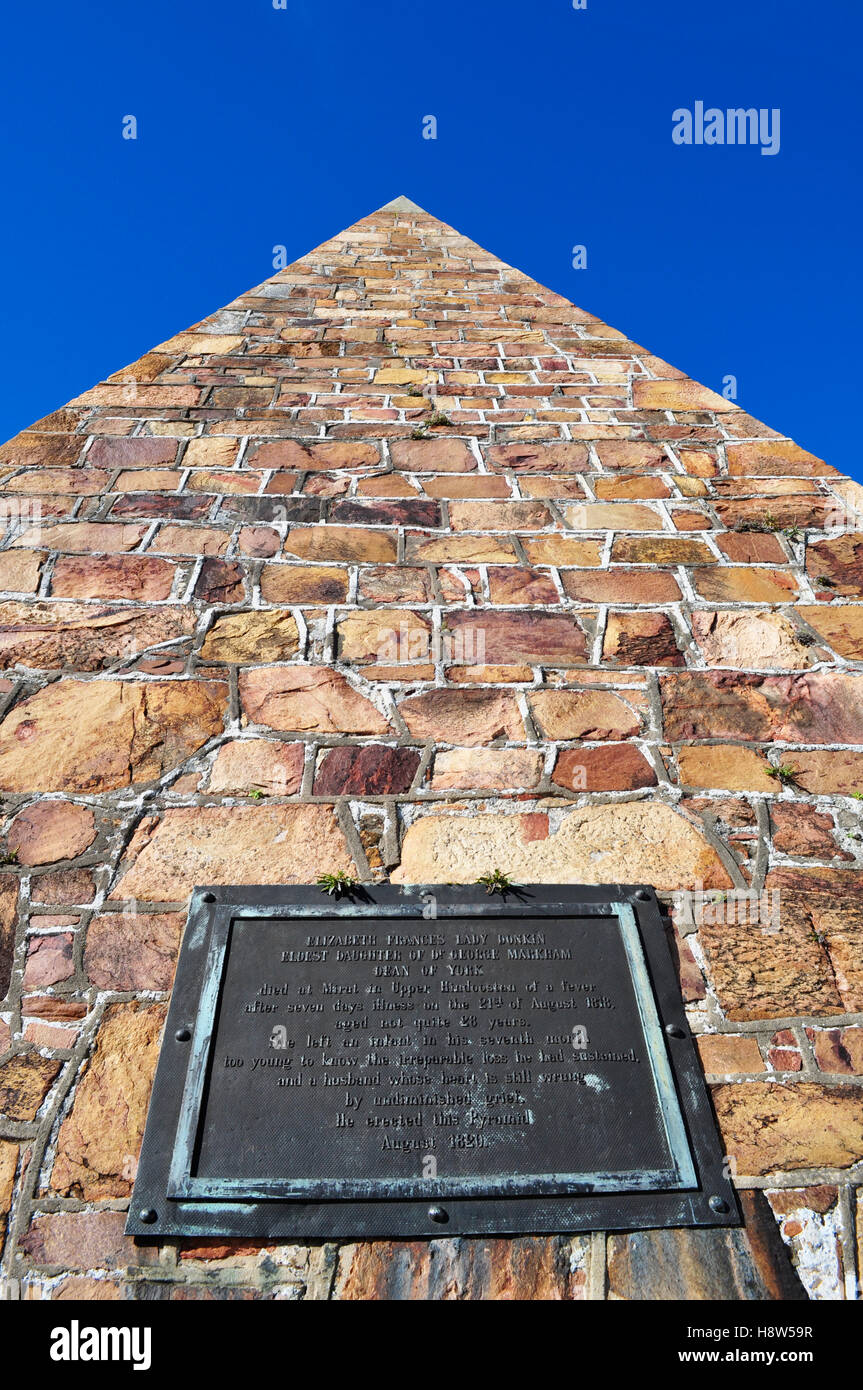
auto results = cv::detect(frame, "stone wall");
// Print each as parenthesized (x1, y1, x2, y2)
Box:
(0, 200, 861, 1300)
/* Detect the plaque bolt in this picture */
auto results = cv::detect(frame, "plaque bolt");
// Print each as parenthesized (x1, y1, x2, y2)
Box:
(201, 892, 216, 903)
(175, 1027, 191, 1042)
(427, 1205, 448, 1224)
(709, 1196, 730, 1214)
(664, 1023, 686, 1039)
(634, 889, 651, 901)
(138, 1209, 158, 1224)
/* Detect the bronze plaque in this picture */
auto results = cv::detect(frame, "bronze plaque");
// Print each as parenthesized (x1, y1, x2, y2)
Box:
(128, 885, 738, 1239)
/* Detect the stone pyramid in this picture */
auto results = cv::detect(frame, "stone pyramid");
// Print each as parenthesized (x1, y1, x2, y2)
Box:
(0, 199, 860, 1300)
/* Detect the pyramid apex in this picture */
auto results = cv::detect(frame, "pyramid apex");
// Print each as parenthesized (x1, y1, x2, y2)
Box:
(379, 194, 431, 215)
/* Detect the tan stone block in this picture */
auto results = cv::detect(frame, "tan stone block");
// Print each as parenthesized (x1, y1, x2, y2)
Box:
(561, 568, 681, 603)
(406, 534, 517, 564)
(593, 477, 671, 500)
(712, 1083, 863, 1175)
(283, 526, 397, 564)
(116, 805, 355, 901)
(51, 1002, 165, 1198)
(356, 473, 418, 497)
(51, 554, 175, 601)
(84, 913, 184, 991)
(0, 550, 44, 593)
(449, 500, 553, 532)
(260, 564, 348, 604)
(564, 502, 661, 530)
(783, 749, 863, 796)
(0, 600, 196, 671)
(487, 567, 559, 605)
(530, 689, 640, 740)
(166, 333, 244, 355)
(0, 1053, 61, 1122)
(392, 802, 731, 889)
(422, 475, 511, 499)
(0, 1140, 18, 1214)
(398, 689, 524, 746)
(725, 440, 833, 477)
(0, 679, 225, 793)
(716, 532, 788, 564)
(446, 665, 533, 683)
(390, 439, 476, 472)
(611, 537, 715, 565)
(696, 1035, 765, 1075)
(673, 476, 709, 497)
(208, 739, 305, 796)
(676, 745, 775, 792)
(182, 436, 239, 469)
(337, 610, 431, 662)
(12, 522, 148, 553)
(200, 611, 299, 664)
(522, 538, 602, 567)
(691, 611, 812, 668)
(431, 749, 543, 791)
(795, 605, 863, 659)
(113, 469, 183, 492)
(633, 379, 736, 411)
(692, 567, 798, 604)
(240, 666, 389, 734)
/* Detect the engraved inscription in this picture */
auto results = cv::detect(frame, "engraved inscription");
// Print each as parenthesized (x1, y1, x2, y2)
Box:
(194, 916, 679, 1188)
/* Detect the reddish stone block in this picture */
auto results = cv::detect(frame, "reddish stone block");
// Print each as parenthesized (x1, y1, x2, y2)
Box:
(51, 554, 176, 601)
(194, 558, 245, 604)
(603, 612, 684, 666)
(805, 535, 863, 596)
(771, 804, 845, 859)
(444, 611, 587, 664)
(8, 802, 96, 866)
(0, 1052, 61, 1121)
(23, 934, 74, 987)
(314, 745, 420, 795)
(552, 744, 657, 791)
(330, 498, 441, 528)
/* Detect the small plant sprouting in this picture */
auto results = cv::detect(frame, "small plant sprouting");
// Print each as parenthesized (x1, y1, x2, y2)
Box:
(0, 849, 18, 866)
(766, 763, 801, 788)
(317, 871, 360, 898)
(476, 868, 514, 896)
(410, 427, 430, 440)
(406, 385, 424, 397)
(816, 574, 837, 588)
(850, 790, 863, 801)
(735, 512, 780, 534)
(784, 525, 802, 543)
(426, 410, 451, 427)
(248, 788, 265, 800)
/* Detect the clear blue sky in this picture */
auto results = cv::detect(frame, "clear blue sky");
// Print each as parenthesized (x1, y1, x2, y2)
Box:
(2, 0, 860, 479)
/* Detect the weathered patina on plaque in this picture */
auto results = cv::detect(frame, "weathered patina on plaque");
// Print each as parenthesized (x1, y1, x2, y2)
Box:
(127, 885, 739, 1239)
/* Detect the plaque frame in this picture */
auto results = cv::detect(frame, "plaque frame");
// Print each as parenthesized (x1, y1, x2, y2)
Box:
(127, 884, 740, 1240)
